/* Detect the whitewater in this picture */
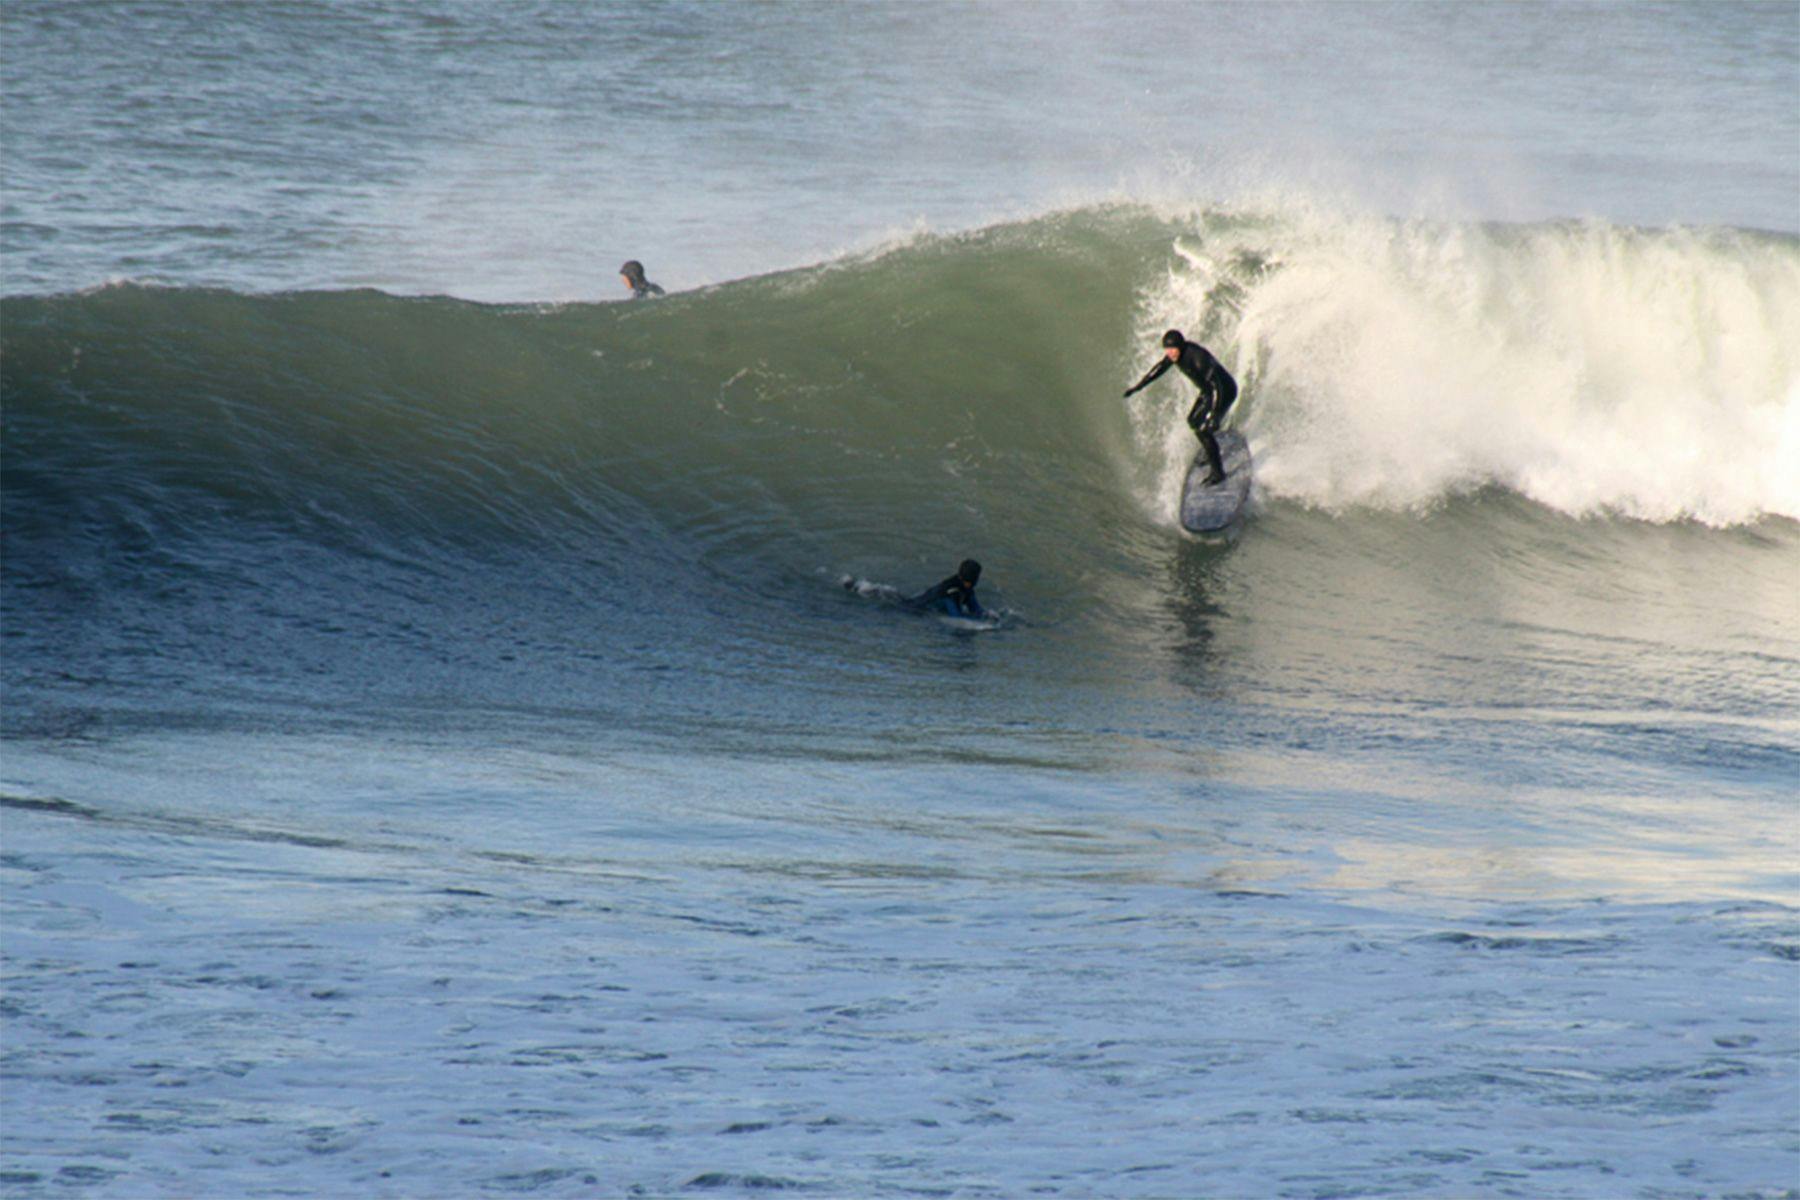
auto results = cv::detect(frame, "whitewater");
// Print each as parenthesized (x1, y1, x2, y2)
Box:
(4, 2, 1798, 1198)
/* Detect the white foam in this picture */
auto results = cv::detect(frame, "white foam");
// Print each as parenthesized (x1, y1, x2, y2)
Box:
(1131, 202, 1800, 527)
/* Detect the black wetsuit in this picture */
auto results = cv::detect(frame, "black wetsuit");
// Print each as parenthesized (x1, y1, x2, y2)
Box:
(621, 262, 664, 299)
(904, 574, 985, 619)
(1127, 341, 1239, 481)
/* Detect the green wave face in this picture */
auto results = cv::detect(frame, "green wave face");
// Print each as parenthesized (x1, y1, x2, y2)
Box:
(4, 204, 1797, 744)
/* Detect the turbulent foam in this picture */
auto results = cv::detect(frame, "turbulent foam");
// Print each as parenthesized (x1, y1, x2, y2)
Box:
(1131, 204, 1800, 526)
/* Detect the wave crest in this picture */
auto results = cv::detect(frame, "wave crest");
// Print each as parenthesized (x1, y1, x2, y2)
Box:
(1135, 206, 1800, 526)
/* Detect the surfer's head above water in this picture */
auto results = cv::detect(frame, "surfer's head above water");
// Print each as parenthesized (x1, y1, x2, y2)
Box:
(618, 260, 665, 299)
(1162, 329, 1185, 359)
(958, 559, 981, 586)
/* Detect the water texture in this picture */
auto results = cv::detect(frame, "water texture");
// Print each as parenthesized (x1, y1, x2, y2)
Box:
(3, 3, 1797, 1197)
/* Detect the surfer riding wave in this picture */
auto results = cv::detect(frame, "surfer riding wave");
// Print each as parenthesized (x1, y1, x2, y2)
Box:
(1125, 329, 1238, 485)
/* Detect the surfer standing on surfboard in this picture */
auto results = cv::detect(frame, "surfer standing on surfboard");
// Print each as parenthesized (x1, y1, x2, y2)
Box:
(1123, 330, 1239, 485)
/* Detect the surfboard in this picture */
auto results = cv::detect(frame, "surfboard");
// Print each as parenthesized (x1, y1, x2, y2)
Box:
(1179, 430, 1252, 533)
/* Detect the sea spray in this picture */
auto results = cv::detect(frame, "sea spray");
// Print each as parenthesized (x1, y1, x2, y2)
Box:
(1134, 205, 1800, 525)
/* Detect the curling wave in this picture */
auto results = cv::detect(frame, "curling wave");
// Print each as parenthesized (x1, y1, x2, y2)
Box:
(3, 203, 1795, 646)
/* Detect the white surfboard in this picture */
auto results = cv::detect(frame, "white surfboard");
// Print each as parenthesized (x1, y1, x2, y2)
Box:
(1179, 430, 1252, 533)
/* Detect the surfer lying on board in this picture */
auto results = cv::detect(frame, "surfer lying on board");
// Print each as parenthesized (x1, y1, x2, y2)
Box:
(903, 559, 986, 619)
(619, 260, 665, 299)
(1124, 329, 1238, 485)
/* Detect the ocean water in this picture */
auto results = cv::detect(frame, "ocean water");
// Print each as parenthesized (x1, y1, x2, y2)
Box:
(3, 2, 1798, 1197)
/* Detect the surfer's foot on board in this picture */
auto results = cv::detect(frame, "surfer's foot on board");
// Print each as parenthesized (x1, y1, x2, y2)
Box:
(1203, 469, 1226, 486)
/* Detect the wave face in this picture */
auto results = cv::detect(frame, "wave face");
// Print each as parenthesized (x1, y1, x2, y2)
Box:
(1, 210, 1159, 610)
(4, 204, 1798, 735)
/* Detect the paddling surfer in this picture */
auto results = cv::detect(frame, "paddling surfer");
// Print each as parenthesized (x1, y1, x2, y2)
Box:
(902, 559, 987, 619)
